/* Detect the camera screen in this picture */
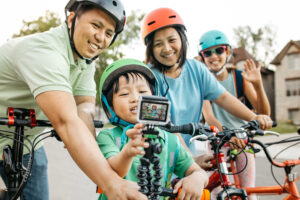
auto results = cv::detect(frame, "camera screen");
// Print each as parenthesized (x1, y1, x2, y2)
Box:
(140, 101, 168, 122)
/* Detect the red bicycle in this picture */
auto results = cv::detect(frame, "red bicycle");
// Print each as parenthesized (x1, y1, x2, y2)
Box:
(189, 121, 300, 200)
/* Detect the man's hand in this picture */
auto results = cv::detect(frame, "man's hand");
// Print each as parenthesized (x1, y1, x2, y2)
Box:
(105, 178, 147, 200)
(173, 170, 205, 200)
(125, 123, 149, 157)
(194, 154, 214, 170)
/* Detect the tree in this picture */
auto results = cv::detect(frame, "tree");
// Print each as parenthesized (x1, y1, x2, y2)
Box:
(12, 10, 61, 38)
(94, 10, 145, 105)
(233, 24, 277, 67)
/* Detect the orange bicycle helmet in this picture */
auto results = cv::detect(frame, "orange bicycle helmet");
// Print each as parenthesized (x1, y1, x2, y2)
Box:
(141, 7, 185, 44)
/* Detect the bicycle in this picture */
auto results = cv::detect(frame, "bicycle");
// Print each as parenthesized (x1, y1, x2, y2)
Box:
(225, 128, 300, 199)
(184, 121, 300, 200)
(0, 107, 103, 200)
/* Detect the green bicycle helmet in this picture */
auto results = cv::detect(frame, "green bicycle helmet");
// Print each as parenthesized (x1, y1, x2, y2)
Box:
(99, 58, 158, 126)
(198, 30, 230, 52)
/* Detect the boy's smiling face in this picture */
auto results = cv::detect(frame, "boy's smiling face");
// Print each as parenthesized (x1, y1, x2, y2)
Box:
(112, 73, 152, 124)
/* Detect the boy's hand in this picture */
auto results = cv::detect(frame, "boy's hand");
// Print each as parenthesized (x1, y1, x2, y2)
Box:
(125, 123, 149, 157)
(242, 59, 262, 86)
(173, 171, 205, 200)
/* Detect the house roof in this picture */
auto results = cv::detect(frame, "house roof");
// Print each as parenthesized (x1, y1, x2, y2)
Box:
(228, 47, 273, 74)
(270, 40, 300, 65)
(228, 47, 255, 65)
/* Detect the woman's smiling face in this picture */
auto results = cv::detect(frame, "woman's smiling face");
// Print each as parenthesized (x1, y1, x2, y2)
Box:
(152, 27, 182, 67)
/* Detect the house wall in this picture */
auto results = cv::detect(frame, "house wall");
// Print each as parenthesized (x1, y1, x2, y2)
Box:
(262, 73, 275, 120)
(275, 46, 300, 123)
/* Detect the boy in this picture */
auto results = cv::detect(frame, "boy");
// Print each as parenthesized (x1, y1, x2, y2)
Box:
(98, 58, 208, 200)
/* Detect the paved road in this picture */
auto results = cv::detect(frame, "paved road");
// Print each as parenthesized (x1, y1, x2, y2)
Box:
(44, 132, 300, 200)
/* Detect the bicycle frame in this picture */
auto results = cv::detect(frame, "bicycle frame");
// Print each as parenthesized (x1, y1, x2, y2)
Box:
(205, 137, 248, 200)
(228, 139, 300, 200)
(0, 107, 103, 200)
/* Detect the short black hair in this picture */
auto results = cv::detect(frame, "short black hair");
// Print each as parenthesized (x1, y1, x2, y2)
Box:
(104, 71, 156, 107)
(145, 26, 188, 73)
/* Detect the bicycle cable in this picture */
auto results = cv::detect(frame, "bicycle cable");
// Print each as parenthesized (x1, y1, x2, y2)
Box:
(0, 130, 34, 200)
(215, 134, 246, 199)
(225, 140, 248, 176)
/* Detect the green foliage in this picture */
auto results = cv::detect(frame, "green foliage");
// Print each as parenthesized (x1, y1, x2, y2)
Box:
(12, 10, 61, 38)
(233, 24, 277, 67)
(95, 10, 145, 105)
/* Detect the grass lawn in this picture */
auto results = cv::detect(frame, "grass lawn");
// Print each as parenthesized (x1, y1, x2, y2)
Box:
(270, 121, 299, 134)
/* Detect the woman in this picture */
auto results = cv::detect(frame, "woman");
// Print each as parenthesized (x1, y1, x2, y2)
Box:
(141, 7, 272, 164)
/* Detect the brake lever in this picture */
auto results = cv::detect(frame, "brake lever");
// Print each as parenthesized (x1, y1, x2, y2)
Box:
(189, 135, 208, 143)
(264, 131, 280, 137)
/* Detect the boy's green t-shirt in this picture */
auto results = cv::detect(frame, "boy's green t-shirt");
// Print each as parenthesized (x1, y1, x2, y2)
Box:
(97, 126, 194, 200)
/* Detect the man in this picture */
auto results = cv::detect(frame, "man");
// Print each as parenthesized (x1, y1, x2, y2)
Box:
(0, 0, 147, 200)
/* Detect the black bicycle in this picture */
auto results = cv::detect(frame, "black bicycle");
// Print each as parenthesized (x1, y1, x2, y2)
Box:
(0, 107, 103, 200)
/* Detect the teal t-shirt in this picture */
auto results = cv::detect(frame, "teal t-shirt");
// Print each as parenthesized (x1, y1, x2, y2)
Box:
(97, 126, 194, 200)
(211, 70, 247, 129)
(151, 59, 225, 155)
(0, 23, 96, 154)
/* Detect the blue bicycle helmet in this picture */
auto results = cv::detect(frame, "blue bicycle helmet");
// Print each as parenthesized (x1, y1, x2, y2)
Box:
(198, 30, 230, 53)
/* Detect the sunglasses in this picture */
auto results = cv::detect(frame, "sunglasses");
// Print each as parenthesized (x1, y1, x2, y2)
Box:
(201, 46, 227, 58)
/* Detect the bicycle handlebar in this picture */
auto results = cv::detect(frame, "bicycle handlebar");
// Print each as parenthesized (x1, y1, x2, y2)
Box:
(0, 118, 104, 128)
(159, 122, 210, 135)
(251, 139, 300, 168)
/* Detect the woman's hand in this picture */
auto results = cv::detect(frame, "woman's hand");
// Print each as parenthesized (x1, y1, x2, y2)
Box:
(125, 123, 149, 157)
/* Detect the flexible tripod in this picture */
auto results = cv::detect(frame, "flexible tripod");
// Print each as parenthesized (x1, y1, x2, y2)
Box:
(136, 124, 163, 200)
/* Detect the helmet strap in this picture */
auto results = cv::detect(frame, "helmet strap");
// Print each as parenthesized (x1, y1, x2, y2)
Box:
(67, 5, 98, 64)
(101, 94, 132, 127)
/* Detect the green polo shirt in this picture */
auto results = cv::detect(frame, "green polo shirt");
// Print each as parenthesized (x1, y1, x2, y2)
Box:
(0, 23, 96, 155)
(97, 126, 194, 200)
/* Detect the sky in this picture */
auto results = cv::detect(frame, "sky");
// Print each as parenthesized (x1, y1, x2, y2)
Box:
(1, 0, 299, 62)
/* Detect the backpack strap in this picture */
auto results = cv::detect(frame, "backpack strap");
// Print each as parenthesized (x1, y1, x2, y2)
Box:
(232, 69, 254, 110)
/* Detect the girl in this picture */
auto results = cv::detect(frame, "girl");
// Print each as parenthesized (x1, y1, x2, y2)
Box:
(198, 30, 271, 200)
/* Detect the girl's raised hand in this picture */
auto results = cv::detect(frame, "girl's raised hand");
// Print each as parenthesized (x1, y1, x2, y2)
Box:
(242, 59, 262, 85)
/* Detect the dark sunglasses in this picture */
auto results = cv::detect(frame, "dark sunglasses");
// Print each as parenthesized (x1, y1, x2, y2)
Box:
(201, 46, 227, 58)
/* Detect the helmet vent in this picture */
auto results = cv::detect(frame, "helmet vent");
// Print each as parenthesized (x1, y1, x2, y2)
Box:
(112, 1, 117, 6)
(216, 36, 221, 40)
(148, 21, 156, 26)
(169, 15, 176, 19)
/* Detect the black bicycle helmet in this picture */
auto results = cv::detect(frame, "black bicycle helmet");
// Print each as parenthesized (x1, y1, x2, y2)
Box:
(65, 0, 126, 63)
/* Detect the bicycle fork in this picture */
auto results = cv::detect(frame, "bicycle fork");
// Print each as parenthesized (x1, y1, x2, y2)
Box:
(206, 150, 248, 200)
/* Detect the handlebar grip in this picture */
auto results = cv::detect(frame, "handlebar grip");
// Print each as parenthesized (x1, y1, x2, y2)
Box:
(165, 124, 194, 134)
(272, 121, 277, 127)
(175, 188, 210, 200)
